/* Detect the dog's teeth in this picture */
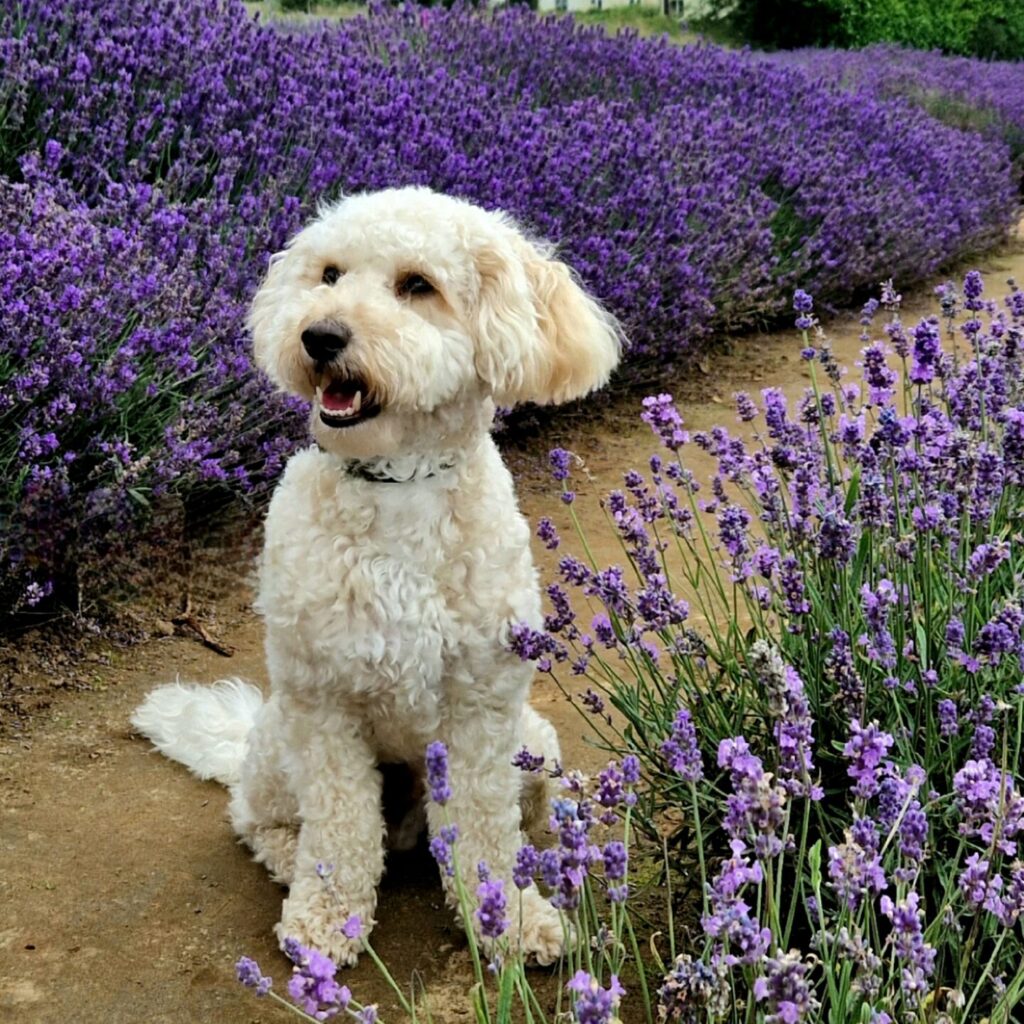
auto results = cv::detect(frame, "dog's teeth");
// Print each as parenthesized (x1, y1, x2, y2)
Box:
(353, 390, 362, 413)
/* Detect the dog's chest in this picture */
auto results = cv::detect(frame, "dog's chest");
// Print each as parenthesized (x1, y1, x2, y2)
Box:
(262, 474, 485, 705)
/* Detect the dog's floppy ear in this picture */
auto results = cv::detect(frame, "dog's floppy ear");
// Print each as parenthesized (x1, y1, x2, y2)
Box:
(248, 249, 298, 390)
(474, 225, 622, 407)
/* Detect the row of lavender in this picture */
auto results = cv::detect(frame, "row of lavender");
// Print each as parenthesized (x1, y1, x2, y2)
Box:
(239, 278, 1024, 1022)
(0, 0, 1020, 611)
(770, 43, 1024, 172)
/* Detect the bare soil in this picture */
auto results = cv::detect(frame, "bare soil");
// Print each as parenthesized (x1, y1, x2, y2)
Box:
(2, 229, 1023, 1023)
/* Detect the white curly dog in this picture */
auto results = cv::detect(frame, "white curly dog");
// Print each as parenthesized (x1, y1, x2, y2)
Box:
(132, 186, 620, 967)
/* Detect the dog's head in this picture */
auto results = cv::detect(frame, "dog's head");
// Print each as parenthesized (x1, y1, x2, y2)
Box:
(249, 187, 622, 457)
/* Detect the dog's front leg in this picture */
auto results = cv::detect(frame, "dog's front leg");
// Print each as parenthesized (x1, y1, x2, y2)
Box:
(430, 700, 567, 966)
(276, 716, 385, 966)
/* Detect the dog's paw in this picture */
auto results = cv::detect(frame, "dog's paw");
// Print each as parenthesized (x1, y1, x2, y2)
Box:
(507, 888, 573, 967)
(276, 881, 368, 968)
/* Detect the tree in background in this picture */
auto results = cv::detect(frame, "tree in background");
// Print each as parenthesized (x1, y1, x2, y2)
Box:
(700, 0, 1024, 58)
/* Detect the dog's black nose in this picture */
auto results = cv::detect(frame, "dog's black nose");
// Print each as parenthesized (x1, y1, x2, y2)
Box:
(301, 323, 352, 363)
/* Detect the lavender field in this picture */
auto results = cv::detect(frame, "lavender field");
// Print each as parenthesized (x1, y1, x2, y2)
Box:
(4, 2, 1024, 1021)
(2, 0, 1023, 613)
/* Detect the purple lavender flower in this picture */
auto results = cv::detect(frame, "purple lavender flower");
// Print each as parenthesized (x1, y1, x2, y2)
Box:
(475, 873, 509, 939)
(816, 505, 855, 566)
(536, 517, 560, 550)
(702, 899, 772, 966)
(748, 641, 821, 799)
(910, 317, 942, 384)
(718, 736, 787, 859)
(823, 628, 864, 718)
(512, 747, 545, 773)
(971, 722, 996, 760)
(967, 540, 1010, 579)
(425, 741, 452, 805)
(717, 504, 751, 561)
(602, 841, 628, 881)
(937, 698, 959, 737)
(595, 760, 638, 816)
(585, 567, 631, 617)
(780, 556, 811, 619)
(879, 892, 936, 1005)
(662, 707, 703, 783)
(954, 758, 1024, 855)
(843, 720, 894, 800)
(860, 342, 897, 405)
(999, 863, 1024, 926)
(959, 852, 992, 909)
(898, 801, 929, 868)
(859, 580, 898, 669)
(641, 394, 689, 451)
(567, 971, 625, 1024)
(549, 448, 572, 481)
(429, 824, 459, 877)
(236, 957, 272, 997)
(753, 951, 819, 1024)
(828, 830, 887, 909)
(974, 604, 1024, 666)
(285, 941, 351, 1018)
(546, 797, 597, 910)
(735, 392, 759, 422)
(656, 954, 731, 1022)
(793, 289, 816, 331)
(513, 845, 538, 890)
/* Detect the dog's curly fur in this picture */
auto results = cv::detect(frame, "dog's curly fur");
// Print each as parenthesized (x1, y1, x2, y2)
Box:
(132, 186, 621, 965)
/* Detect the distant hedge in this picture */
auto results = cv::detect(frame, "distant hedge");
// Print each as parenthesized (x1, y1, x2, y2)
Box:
(703, 0, 1024, 58)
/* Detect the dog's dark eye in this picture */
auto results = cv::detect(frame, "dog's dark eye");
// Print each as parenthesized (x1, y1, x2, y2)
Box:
(396, 273, 435, 298)
(322, 266, 342, 286)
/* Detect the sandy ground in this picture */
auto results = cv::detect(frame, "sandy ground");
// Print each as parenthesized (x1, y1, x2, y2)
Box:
(2, 229, 1023, 1023)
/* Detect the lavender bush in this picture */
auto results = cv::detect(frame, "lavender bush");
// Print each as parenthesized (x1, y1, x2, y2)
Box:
(237, 275, 1024, 1022)
(1, 0, 1019, 610)
(770, 44, 1024, 174)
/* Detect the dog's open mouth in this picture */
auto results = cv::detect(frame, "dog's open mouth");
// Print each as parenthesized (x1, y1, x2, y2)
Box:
(315, 374, 381, 428)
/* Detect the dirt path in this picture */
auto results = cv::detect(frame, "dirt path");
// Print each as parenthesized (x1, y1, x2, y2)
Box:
(2, 231, 1023, 1023)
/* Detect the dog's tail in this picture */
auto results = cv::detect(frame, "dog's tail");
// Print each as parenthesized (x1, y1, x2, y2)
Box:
(131, 679, 265, 787)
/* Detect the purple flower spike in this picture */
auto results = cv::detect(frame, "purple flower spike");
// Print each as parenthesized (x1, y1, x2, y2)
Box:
(595, 760, 638, 812)
(429, 824, 459, 877)
(512, 747, 545, 773)
(475, 873, 509, 939)
(843, 720, 894, 800)
(662, 707, 703, 783)
(236, 956, 272, 997)
(284, 941, 351, 1018)
(567, 971, 626, 1024)
(549, 448, 572, 481)
(754, 950, 819, 1023)
(513, 845, 538, 890)
(602, 841, 628, 881)
(641, 394, 689, 451)
(425, 741, 452, 805)
(794, 289, 816, 330)
(880, 892, 936, 1006)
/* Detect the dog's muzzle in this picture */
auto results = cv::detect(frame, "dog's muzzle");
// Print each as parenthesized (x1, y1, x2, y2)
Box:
(301, 321, 382, 429)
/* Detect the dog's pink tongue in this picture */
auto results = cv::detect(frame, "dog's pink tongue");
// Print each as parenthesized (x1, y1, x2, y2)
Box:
(322, 380, 358, 412)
